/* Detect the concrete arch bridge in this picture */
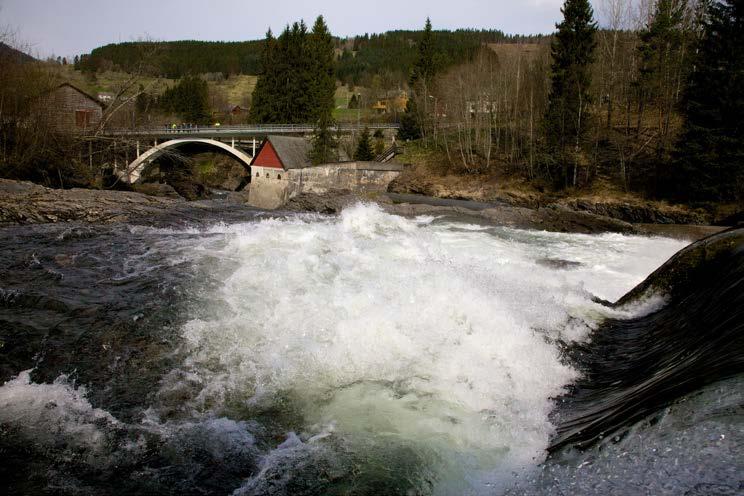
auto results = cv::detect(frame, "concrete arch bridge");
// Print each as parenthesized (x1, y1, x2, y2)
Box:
(118, 138, 254, 183)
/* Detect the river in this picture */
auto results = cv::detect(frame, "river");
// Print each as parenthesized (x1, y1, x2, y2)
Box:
(0, 203, 740, 495)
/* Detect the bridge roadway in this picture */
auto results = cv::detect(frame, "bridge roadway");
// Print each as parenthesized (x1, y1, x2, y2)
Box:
(104, 123, 400, 139)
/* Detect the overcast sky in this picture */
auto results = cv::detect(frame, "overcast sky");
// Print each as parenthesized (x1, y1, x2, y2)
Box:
(1, 0, 601, 58)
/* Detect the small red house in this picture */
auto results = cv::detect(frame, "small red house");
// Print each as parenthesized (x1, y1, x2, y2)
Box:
(251, 136, 312, 171)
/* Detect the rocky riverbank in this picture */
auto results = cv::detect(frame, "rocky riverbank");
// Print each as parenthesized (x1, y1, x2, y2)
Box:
(388, 163, 741, 226)
(0, 179, 732, 238)
(0, 179, 254, 227)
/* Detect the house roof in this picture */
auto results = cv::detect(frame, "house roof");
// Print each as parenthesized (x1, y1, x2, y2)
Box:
(56, 83, 104, 108)
(260, 135, 312, 170)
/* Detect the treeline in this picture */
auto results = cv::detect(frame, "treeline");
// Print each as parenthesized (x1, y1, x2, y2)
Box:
(76, 30, 547, 86)
(249, 16, 337, 164)
(402, 0, 743, 203)
(137, 76, 211, 123)
(77, 40, 263, 78)
(336, 29, 546, 87)
(250, 18, 335, 125)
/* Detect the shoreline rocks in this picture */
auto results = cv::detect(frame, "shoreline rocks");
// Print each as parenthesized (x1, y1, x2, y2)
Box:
(0, 179, 730, 239)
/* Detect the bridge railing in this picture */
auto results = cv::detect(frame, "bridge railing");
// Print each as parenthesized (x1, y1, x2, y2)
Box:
(104, 123, 401, 136)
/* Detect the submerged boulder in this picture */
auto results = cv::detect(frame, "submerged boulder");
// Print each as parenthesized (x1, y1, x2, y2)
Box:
(551, 228, 744, 451)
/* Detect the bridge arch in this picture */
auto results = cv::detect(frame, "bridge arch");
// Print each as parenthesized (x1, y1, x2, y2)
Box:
(119, 138, 254, 183)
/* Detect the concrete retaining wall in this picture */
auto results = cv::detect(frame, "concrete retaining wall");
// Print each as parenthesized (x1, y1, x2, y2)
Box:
(248, 162, 403, 209)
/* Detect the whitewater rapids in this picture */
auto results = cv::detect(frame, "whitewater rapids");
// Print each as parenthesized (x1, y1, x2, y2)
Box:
(0, 204, 690, 495)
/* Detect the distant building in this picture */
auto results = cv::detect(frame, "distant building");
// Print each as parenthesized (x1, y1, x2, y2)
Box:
(213, 104, 249, 124)
(97, 92, 115, 104)
(371, 91, 409, 114)
(45, 83, 104, 132)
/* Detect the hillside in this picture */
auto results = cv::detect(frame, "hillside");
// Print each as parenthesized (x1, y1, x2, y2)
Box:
(78, 30, 549, 86)
(0, 42, 36, 64)
(79, 40, 263, 78)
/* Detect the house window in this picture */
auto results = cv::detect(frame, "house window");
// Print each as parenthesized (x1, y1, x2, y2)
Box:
(277, 174, 281, 180)
(75, 109, 94, 128)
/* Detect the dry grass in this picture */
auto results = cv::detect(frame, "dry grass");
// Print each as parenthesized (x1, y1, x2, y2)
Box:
(54, 66, 256, 106)
(486, 43, 545, 60)
(213, 75, 257, 106)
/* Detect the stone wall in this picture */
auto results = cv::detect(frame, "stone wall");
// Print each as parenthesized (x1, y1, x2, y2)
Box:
(248, 162, 403, 209)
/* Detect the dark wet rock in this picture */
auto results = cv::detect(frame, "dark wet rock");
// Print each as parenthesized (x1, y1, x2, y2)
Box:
(536, 258, 583, 270)
(283, 190, 374, 214)
(132, 182, 183, 199)
(167, 177, 212, 201)
(0, 178, 182, 225)
(386, 200, 637, 235)
(615, 227, 744, 306)
(716, 209, 744, 227)
(561, 199, 708, 224)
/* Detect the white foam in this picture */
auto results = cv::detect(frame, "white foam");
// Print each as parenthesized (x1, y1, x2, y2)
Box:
(0, 370, 119, 455)
(167, 203, 687, 494)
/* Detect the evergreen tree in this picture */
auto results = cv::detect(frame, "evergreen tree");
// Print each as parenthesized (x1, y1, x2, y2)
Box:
(159, 76, 210, 123)
(675, 0, 744, 201)
(410, 18, 436, 87)
(398, 99, 422, 141)
(354, 127, 375, 161)
(308, 16, 339, 164)
(373, 129, 385, 156)
(636, 0, 689, 156)
(249, 29, 277, 123)
(348, 93, 359, 109)
(545, 0, 597, 188)
(307, 16, 336, 122)
(310, 112, 338, 165)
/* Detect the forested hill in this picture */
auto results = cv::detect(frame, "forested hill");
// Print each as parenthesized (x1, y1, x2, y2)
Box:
(337, 30, 547, 86)
(79, 40, 263, 77)
(78, 30, 548, 82)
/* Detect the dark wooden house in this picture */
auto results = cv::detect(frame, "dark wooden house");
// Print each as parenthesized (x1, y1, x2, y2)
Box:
(46, 83, 104, 132)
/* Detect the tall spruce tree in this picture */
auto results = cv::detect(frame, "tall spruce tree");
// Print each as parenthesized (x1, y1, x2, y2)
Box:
(354, 127, 375, 161)
(307, 16, 336, 122)
(309, 16, 338, 164)
(675, 0, 744, 201)
(249, 29, 277, 123)
(398, 99, 422, 141)
(545, 0, 597, 188)
(407, 18, 437, 140)
(410, 18, 436, 87)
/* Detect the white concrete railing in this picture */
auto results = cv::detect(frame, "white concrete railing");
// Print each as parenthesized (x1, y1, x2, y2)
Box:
(104, 123, 400, 137)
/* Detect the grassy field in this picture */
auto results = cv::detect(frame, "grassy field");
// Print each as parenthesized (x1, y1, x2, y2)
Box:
(55, 66, 256, 106)
(333, 85, 376, 122)
(55, 66, 386, 121)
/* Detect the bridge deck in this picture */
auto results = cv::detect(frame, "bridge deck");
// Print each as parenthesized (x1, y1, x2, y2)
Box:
(104, 123, 400, 138)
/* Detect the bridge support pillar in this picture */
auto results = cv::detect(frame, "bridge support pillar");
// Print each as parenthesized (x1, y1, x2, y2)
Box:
(252, 138, 256, 156)
(231, 138, 235, 148)
(136, 141, 140, 158)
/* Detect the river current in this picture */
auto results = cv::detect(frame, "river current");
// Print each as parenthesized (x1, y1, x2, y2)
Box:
(1, 204, 738, 495)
